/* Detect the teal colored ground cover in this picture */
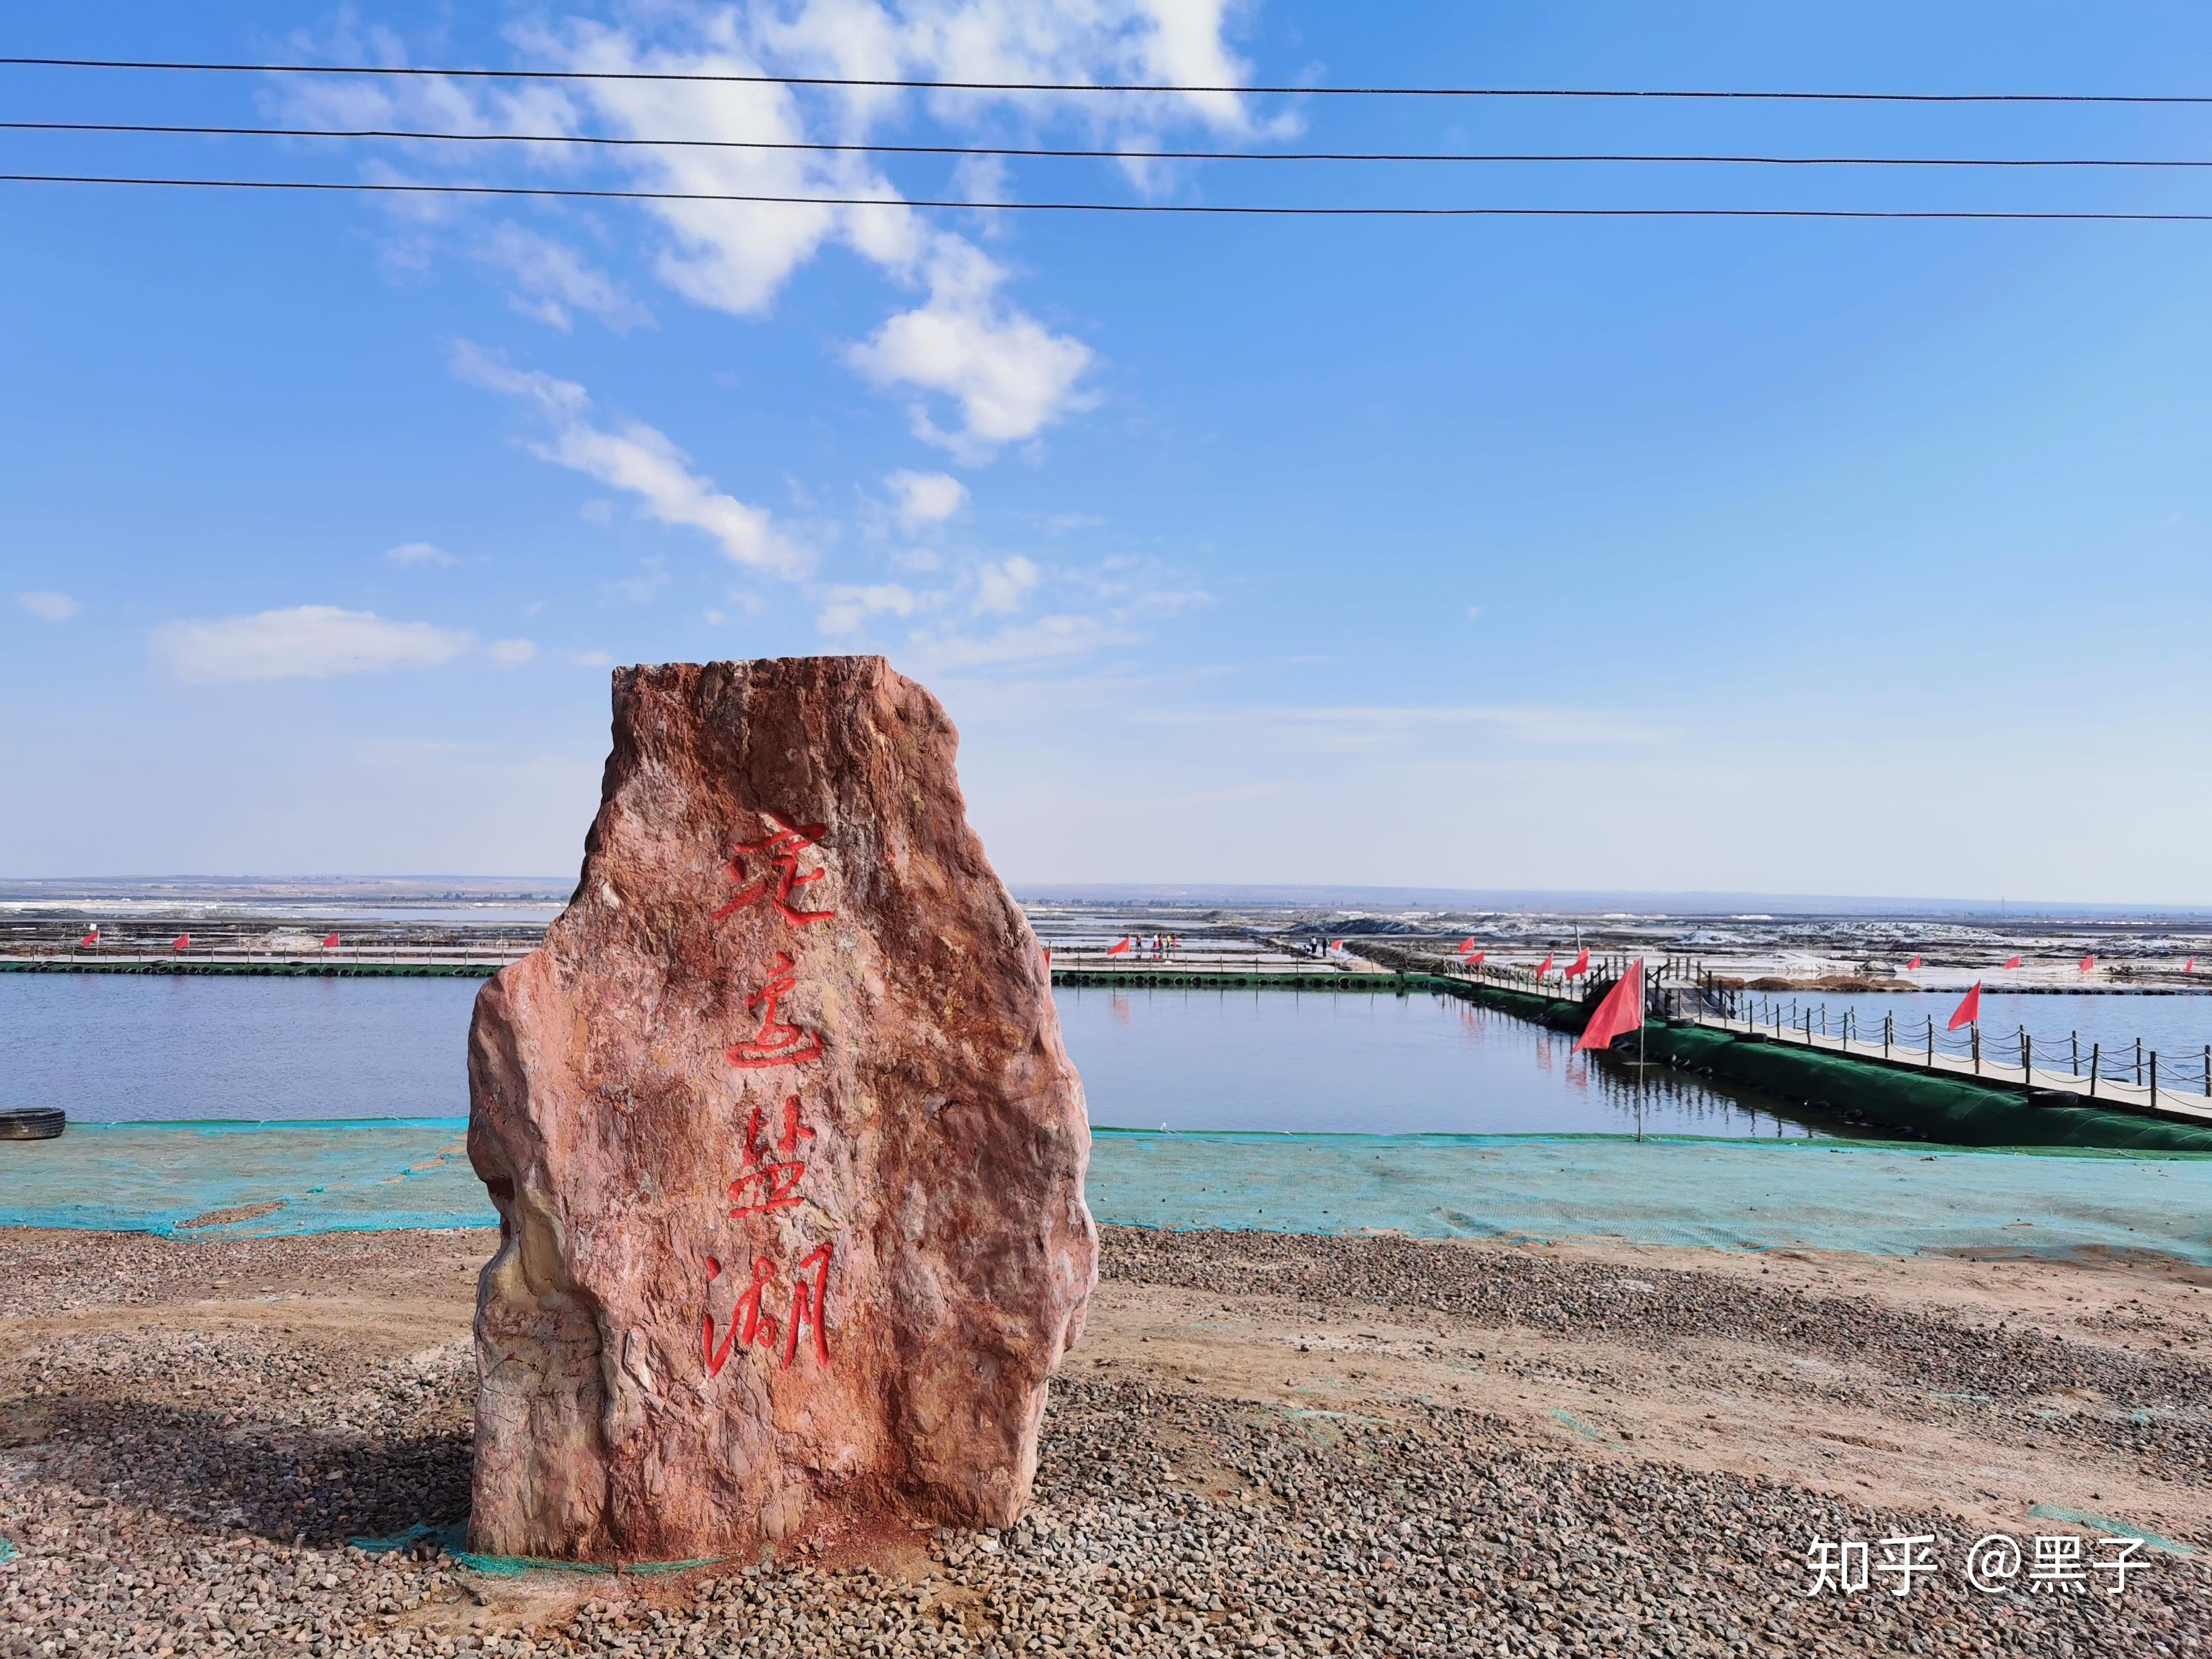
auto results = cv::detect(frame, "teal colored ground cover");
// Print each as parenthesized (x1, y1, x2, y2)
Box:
(5, 1118, 2210, 1261)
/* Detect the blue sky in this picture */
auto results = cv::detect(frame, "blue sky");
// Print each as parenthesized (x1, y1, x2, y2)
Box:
(4, 2, 2210, 900)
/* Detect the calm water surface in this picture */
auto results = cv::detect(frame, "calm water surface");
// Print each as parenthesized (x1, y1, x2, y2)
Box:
(5, 974, 1831, 1136)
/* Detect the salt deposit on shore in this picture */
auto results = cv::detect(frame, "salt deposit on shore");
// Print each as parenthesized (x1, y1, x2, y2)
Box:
(2, 1225, 2207, 1656)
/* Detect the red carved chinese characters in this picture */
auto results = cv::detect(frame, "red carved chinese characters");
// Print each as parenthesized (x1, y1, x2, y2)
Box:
(703, 807, 838, 1378)
(725, 952, 823, 1070)
(728, 1096, 816, 1218)
(783, 1242, 833, 1370)
(709, 811, 836, 928)
(702, 1253, 782, 1378)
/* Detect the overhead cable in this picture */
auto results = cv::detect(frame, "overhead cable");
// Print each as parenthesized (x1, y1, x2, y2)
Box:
(8, 119, 2211, 169)
(4, 56, 2211, 104)
(7, 172, 2211, 220)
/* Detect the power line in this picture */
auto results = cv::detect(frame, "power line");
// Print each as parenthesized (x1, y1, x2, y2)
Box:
(5, 56, 2211, 104)
(10, 119, 2212, 169)
(8, 172, 2211, 220)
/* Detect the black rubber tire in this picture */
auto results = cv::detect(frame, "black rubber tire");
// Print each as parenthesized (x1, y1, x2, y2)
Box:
(0, 1107, 66, 1141)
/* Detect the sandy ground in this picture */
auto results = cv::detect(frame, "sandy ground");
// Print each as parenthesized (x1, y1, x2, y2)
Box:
(2, 1225, 2207, 1656)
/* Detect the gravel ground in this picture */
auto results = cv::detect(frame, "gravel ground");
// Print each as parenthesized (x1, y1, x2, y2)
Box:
(2, 1226, 2207, 1657)
(1098, 1227, 2212, 1488)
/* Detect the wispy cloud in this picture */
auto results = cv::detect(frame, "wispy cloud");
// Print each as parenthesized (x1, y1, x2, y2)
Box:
(903, 613, 1139, 671)
(283, 5, 1270, 457)
(971, 555, 1042, 616)
(475, 220, 655, 333)
(152, 606, 474, 683)
(1145, 703, 1678, 749)
(817, 582, 924, 635)
(849, 236, 1096, 460)
(885, 468, 968, 528)
(488, 638, 538, 667)
(17, 591, 78, 622)
(453, 340, 809, 579)
(384, 540, 457, 568)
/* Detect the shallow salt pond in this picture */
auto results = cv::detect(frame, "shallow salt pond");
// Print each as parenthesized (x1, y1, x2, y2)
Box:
(4, 974, 1831, 1138)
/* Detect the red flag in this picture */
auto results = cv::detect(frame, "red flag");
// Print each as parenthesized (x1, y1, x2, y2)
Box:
(1330, 938, 1346, 950)
(1042, 947, 1051, 967)
(1947, 982, 1982, 1031)
(1458, 937, 1478, 956)
(79, 931, 98, 947)
(1575, 959, 1645, 1053)
(2002, 956, 2021, 969)
(173, 934, 190, 950)
(2188, 957, 2197, 974)
(1105, 938, 1130, 956)
(323, 933, 341, 949)
(1464, 950, 1486, 966)
(1534, 953, 1555, 980)
(2079, 954, 2095, 972)
(1565, 948, 1590, 979)
(1905, 956, 1921, 971)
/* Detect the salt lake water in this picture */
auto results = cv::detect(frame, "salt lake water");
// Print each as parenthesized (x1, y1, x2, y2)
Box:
(3, 973, 1831, 1137)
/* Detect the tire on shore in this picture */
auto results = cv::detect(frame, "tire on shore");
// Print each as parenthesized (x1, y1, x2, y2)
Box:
(0, 1107, 66, 1141)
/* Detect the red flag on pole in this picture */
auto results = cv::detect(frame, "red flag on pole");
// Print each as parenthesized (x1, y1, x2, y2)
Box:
(80, 927, 99, 947)
(1905, 956, 1921, 971)
(2188, 957, 2197, 974)
(1533, 953, 1554, 980)
(1464, 950, 1486, 966)
(1947, 982, 1982, 1031)
(1458, 937, 1478, 956)
(1575, 959, 1645, 1052)
(1565, 948, 1590, 979)
(323, 933, 341, 949)
(1042, 947, 1051, 967)
(2002, 956, 2021, 969)
(2079, 954, 2096, 972)
(173, 934, 190, 951)
(1330, 938, 1346, 951)
(1106, 938, 1130, 956)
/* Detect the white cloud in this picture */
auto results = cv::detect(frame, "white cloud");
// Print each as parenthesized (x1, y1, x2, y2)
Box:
(475, 221, 655, 333)
(488, 638, 538, 666)
(152, 606, 474, 684)
(903, 613, 1138, 671)
(886, 468, 968, 528)
(18, 592, 78, 622)
(848, 238, 1095, 458)
(1466, 605, 1482, 620)
(385, 540, 457, 568)
(817, 583, 922, 635)
(565, 649, 615, 668)
(1145, 703, 1677, 749)
(972, 555, 1042, 616)
(453, 341, 809, 579)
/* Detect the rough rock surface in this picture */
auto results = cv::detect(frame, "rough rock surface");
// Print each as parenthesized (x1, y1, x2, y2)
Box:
(465, 656, 1097, 1564)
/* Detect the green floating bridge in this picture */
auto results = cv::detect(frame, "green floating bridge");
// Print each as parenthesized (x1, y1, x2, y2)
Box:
(1052, 965, 2212, 1154)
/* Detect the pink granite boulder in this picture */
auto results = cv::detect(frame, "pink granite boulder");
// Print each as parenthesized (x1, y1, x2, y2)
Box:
(465, 656, 1097, 1564)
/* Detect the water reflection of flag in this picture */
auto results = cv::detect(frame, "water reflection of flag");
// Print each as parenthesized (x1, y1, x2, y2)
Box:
(1575, 959, 1645, 1052)
(1948, 982, 1982, 1031)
